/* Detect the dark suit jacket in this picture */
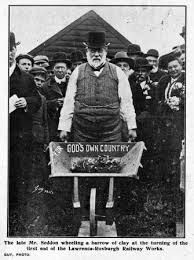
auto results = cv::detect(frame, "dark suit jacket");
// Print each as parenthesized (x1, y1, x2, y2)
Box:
(10, 65, 41, 145)
(156, 72, 185, 149)
(32, 93, 49, 144)
(129, 74, 158, 116)
(129, 75, 146, 116)
(149, 69, 167, 83)
(40, 77, 68, 140)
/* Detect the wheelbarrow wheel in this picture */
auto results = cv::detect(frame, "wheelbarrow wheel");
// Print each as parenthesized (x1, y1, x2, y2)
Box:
(90, 188, 97, 236)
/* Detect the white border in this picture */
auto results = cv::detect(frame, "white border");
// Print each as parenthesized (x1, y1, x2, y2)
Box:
(1, 1, 193, 259)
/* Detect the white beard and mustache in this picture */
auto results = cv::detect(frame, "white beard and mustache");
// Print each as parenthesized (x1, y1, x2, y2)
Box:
(86, 51, 107, 69)
(151, 66, 158, 73)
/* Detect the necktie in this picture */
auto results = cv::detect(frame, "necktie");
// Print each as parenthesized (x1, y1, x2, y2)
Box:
(91, 63, 105, 71)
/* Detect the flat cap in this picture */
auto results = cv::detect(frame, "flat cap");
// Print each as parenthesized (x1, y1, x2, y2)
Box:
(30, 66, 47, 76)
(16, 54, 34, 65)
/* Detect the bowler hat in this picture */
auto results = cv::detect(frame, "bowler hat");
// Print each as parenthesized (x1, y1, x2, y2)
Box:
(30, 66, 47, 78)
(34, 55, 49, 68)
(110, 51, 134, 69)
(127, 44, 144, 56)
(50, 52, 72, 68)
(16, 54, 34, 65)
(10, 32, 20, 49)
(145, 49, 159, 58)
(134, 57, 153, 71)
(70, 50, 86, 63)
(84, 31, 109, 48)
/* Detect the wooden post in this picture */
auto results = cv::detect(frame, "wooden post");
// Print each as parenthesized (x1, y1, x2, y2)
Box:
(106, 177, 114, 208)
(73, 177, 80, 208)
(106, 177, 114, 225)
(90, 188, 97, 236)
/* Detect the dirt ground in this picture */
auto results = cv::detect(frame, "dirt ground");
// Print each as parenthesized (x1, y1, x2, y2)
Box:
(8, 166, 184, 237)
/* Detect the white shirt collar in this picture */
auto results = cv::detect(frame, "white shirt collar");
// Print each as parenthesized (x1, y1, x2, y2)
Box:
(93, 67, 104, 77)
(140, 81, 147, 89)
(54, 75, 66, 84)
(170, 76, 180, 83)
(9, 62, 16, 77)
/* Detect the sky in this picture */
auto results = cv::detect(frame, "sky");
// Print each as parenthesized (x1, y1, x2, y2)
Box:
(10, 6, 185, 56)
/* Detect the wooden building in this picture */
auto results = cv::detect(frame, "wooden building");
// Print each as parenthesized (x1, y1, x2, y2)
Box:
(29, 10, 132, 59)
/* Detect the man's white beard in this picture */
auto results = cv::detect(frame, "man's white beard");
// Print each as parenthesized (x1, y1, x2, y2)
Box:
(87, 52, 107, 69)
(151, 66, 158, 73)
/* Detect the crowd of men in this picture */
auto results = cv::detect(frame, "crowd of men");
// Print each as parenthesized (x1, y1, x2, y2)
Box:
(9, 28, 185, 230)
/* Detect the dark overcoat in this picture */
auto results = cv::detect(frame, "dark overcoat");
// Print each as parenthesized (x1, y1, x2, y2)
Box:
(40, 77, 68, 141)
(32, 93, 49, 144)
(10, 65, 41, 144)
(149, 69, 167, 83)
(129, 75, 146, 116)
(9, 65, 41, 206)
(129, 74, 158, 153)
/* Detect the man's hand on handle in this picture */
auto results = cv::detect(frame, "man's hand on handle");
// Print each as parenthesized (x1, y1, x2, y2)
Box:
(60, 129, 137, 142)
(59, 130, 68, 142)
(128, 129, 137, 142)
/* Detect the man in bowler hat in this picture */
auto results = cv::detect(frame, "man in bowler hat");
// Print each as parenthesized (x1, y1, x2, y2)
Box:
(59, 31, 137, 142)
(145, 49, 166, 84)
(111, 51, 145, 117)
(126, 43, 144, 79)
(127, 43, 144, 60)
(40, 52, 72, 141)
(70, 50, 86, 71)
(133, 57, 155, 115)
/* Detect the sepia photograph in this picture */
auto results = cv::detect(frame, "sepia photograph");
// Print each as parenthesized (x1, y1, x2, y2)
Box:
(8, 5, 185, 238)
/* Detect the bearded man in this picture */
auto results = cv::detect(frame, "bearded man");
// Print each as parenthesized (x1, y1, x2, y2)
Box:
(145, 49, 166, 84)
(57, 32, 137, 216)
(58, 31, 137, 142)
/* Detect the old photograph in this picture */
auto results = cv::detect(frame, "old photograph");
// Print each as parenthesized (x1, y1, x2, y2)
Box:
(9, 5, 185, 238)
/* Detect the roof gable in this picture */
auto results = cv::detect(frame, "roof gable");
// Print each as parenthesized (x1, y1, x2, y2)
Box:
(29, 10, 131, 58)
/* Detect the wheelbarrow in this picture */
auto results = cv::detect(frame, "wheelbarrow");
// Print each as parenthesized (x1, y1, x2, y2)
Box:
(49, 142, 145, 237)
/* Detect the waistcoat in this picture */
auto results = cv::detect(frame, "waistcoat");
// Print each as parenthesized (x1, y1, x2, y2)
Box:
(75, 62, 120, 106)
